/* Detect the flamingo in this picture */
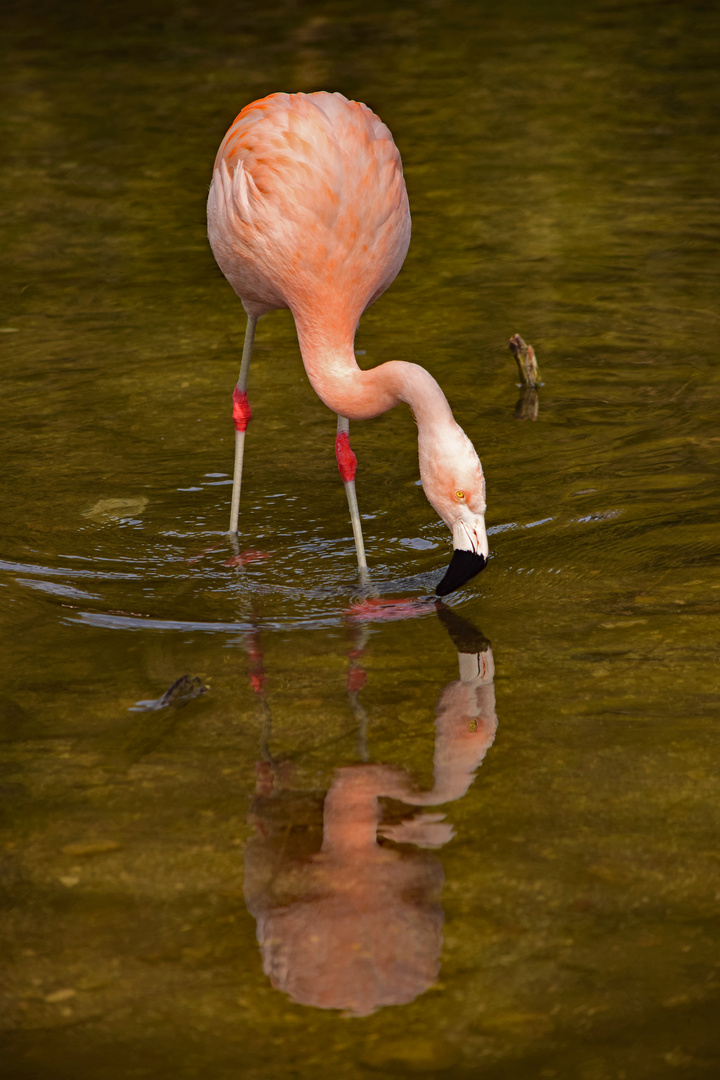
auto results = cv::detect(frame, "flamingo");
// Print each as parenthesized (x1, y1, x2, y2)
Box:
(207, 91, 488, 596)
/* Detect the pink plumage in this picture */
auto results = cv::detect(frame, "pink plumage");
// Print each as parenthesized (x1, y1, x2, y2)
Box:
(209, 92, 410, 333)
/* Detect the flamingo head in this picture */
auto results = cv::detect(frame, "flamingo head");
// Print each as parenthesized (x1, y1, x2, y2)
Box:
(418, 423, 489, 596)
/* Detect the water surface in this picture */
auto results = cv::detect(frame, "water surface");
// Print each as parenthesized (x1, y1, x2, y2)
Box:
(1, 1, 719, 1077)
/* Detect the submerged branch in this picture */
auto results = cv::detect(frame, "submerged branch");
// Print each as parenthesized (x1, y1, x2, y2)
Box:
(509, 333, 540, 387)
(509, 333, 541, 421)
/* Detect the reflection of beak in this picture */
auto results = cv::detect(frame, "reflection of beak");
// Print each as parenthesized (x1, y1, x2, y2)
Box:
(435, 515, 489, 597)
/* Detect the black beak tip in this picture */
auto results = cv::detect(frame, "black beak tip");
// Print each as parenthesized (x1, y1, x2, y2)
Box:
(435, 550, 488, 597)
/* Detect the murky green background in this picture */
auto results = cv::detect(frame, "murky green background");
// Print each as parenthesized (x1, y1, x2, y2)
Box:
(2, 0, 719, 1076)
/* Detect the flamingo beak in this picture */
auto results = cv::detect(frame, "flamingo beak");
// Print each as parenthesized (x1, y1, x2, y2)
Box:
(435, 515, 489, 596)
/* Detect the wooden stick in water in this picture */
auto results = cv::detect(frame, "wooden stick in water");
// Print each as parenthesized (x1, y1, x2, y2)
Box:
(509, 333, 541, 421)
(509, 333, 540, 387)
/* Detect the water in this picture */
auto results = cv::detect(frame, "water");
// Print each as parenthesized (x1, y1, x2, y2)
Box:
(1, 0, 719, 1076)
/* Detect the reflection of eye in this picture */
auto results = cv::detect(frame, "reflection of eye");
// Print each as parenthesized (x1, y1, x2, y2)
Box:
(455, 490, 465, 500)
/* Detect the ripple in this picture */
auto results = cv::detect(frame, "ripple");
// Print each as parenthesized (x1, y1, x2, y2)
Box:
(0, 536, 460, 633)
(1, 511, 595, 634)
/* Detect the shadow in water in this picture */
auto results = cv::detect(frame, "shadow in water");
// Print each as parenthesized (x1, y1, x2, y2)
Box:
(242, 605, 498, 1016)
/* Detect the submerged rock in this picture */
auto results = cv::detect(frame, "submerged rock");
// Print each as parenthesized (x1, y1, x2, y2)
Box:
(81, 497, 148, 521)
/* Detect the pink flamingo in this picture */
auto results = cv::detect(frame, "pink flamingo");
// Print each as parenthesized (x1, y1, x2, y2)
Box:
(207, 91, 488, 596)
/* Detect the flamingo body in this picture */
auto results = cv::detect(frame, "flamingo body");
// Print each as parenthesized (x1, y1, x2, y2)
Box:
(209, 93, 409, 327)
(207, 92, 488, 594)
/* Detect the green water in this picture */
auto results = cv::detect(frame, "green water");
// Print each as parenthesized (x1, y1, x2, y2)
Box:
(2, 0, 719, 1076)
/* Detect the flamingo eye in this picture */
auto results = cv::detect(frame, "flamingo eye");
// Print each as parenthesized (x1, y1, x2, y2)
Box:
(455, 490, 465, 500)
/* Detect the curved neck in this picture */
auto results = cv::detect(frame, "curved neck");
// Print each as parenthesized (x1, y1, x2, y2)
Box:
(295, 318, 456, 434)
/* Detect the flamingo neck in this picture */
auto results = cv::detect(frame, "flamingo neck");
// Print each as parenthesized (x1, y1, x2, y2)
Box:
(295, 320, 456, 435)
(320, 779, 380, 858)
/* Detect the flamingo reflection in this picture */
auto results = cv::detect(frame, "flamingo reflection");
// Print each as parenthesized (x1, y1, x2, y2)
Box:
(243, 605, 498, 1016)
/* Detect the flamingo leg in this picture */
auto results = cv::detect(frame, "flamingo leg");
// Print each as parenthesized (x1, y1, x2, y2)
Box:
(346, 622, 371, 761)
(229, 314, 257, 534)
(335, 416, 369, 581)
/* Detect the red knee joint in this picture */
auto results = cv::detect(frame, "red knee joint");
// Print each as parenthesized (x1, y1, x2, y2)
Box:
(346, 666, 366, 693)
(335, 430, 357, 483)
(233, 387, 252, 432)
